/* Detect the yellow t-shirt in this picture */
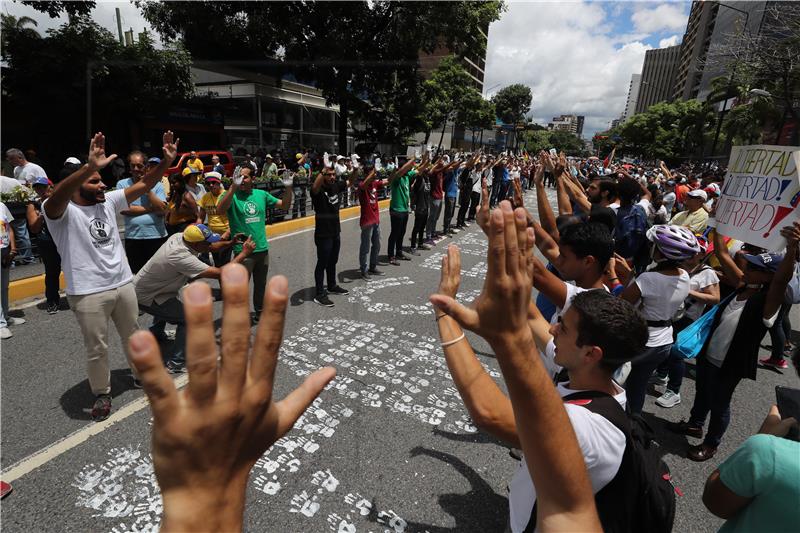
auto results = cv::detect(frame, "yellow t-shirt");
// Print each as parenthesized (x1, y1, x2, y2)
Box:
(187, 158, 204, 172)
(199, 190, 229, 234)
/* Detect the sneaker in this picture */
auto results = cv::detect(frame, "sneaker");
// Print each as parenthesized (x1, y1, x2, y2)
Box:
(360, 270, 371, 281)
(450, 228, 461, 234)
(0, 327, 11, 340)
(7, 317, 25, 326)
(328, 285, 349, 295)
(368, 268, 384, 276)
(667, 419, 703, 439)
(397, 254, 412, 261)
(91, 394, 112, 421)
(655, 390, 681, 408)
(389, 257, 400, 266)
(165, 360, 187, 374)
(648, 373, 668, 387)
(463, 221, 471, 227)
(314, 294, 335, 307)
(423, 239, 435, 247)
(419, 243, 432, 251)
(47, 303, 59, 315)
(408, 247, 420, 256)
(760, 357, 789, 369)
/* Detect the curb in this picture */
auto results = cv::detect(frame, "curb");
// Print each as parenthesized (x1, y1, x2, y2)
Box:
(8, 199, 390, 304)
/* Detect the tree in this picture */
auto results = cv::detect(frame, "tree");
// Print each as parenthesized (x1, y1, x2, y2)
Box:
(1, 16, 194, 172)
(521, 129, 584, 155)
(17, 0, 95, 18)
(139, 1, 505, 149)
(614, 100, 716, 161)
(491, 84, 532, 124)
(703, 2, 800, 145)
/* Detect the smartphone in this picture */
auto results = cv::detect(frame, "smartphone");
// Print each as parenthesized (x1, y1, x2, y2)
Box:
(549, 148, 558, 157)
(776, 386, 800, 441)
(234, 233, 247, 243)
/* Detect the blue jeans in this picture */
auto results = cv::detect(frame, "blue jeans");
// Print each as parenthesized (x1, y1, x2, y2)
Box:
(656, 316, 693, 393)
(10, 218, 33, 262)
(140, 298, 186, 365)
(359, 224, 380, 273)
(689, 357, 742, 447)
(624, 343, 673, 414)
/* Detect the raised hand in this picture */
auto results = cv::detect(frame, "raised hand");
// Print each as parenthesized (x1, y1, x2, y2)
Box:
(162, 130, 180, 163)
(437, 244, 462, 299)
(87, 132, 118, 171)
(511, 178, 525, 209)
(431, 201, 535, 343)
(128, 267, 336, 532)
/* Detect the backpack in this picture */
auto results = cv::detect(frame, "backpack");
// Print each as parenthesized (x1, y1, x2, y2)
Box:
(525, 390, 677, 533)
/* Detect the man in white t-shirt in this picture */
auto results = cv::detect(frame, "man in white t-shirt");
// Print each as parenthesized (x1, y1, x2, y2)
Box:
(1, 201, 26, 339)
(439, 284, 649, 531)
(43, 131, 178, 421)
(134, 224, 254, 373)
(4, 149, 46, 264)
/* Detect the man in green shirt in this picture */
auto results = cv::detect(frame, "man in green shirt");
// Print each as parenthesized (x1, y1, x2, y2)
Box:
(217, 165, 293, 320)
(386, 157, 417, 265)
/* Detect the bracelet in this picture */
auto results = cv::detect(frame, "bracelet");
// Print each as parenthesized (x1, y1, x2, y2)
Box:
(435, 313, 447, 321)
(441, 332, 466, 347)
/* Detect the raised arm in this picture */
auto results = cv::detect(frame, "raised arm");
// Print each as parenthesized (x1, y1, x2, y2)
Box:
(434, 245, 519, 446)
(310, 171, 325, 195)
(124, 131, 179, 205)
(430, 203, 601, 532)
(388, 157, 416, 186)
(712, 226, 744, 288)
(763, 223, 800, 320)
(44, 133, 115, 220)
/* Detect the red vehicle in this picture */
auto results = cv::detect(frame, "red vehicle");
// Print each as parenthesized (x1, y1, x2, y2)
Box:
(166, 150, 235, 177)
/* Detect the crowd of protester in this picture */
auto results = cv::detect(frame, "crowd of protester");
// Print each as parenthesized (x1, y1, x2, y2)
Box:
(1, 132, 799, 532)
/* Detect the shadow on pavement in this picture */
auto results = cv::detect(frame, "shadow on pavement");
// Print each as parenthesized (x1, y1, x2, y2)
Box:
(59, 369, 139, 420)
(400, 446, 508, 532)
(432, 427, 509, 447)
(290, 286, 318, 307)
(640, 412, 691, 459)
(337, 268, 364, 284)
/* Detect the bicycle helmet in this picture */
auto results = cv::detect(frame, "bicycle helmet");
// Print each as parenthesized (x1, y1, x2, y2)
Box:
(646, 224, 702, 261)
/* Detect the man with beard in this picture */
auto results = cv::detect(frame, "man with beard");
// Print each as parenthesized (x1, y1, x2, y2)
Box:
(586, 176, 618, 212)
(43, 131, 177, 421)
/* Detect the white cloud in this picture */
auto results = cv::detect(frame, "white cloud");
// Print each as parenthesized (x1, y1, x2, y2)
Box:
(484, 1, 669, 138)
(658, 34, 680, 48)
(631, 3, 688, 33)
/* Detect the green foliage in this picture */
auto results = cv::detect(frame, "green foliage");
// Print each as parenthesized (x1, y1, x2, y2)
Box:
(138, 1, 505, 146)
(1, 15, 194, 165)
(17, 0, 95, 18)
(491, 84, 532, 124)
(603, 100, 716, 160)
(521, 129, 584, 155)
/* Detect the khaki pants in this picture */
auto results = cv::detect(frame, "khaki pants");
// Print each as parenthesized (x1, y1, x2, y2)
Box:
(67, 282, 140, 395)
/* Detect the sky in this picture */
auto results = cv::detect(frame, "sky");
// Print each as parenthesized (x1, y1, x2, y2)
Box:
(4, 0, 691, 140)
(483, 0, 691, 137)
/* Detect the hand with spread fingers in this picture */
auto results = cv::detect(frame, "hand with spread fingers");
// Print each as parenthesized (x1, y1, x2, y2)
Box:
(87, 132, 118, 171)
(431, 200, 535, 344)
(128, 265, 336, 533)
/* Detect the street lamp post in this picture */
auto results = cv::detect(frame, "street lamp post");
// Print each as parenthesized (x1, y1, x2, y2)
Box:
(708, 3, 750, 162)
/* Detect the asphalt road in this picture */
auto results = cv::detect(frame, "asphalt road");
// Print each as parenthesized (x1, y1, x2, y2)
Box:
(2, 187, 798, 532)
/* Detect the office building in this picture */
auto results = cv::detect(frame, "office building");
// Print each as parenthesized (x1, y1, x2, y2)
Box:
(622, 74, 642, 120)
(548, 114, 584, 136)
(636, 45, 680, 113)
(419, 23, 490, 93)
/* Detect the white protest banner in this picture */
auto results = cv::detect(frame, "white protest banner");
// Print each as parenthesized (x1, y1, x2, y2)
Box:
(715, 144, 800, 250)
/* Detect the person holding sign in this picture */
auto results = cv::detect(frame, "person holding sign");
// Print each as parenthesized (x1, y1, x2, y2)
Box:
(669, 219, 800, 462)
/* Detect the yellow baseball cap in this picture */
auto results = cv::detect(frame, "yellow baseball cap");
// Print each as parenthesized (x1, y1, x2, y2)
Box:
(183, 224, 221, 243)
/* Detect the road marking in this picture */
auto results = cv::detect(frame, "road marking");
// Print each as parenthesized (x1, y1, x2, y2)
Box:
(1, 205, 393, 480)
(1, 375, 189, 482)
